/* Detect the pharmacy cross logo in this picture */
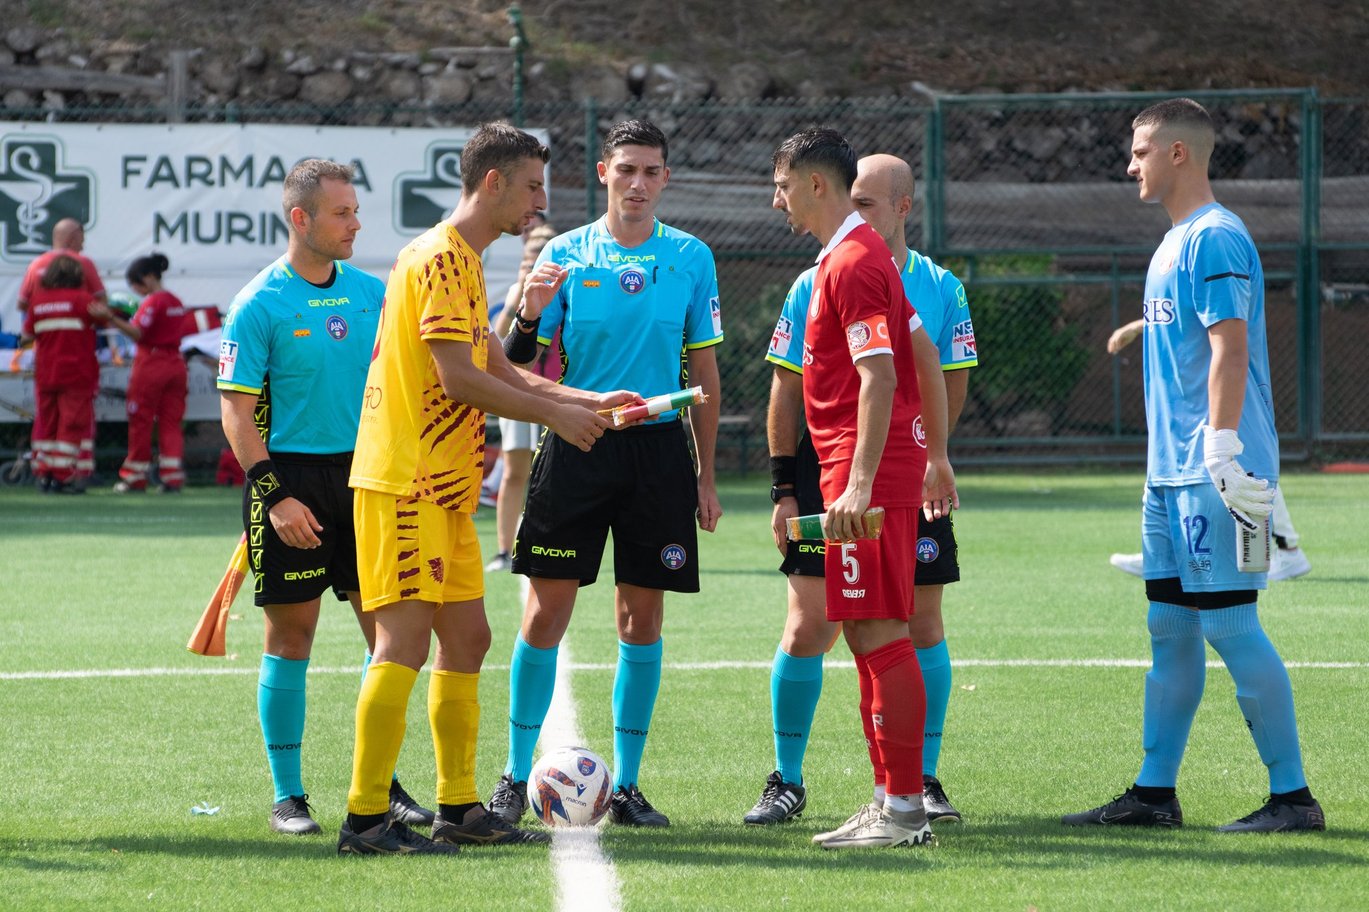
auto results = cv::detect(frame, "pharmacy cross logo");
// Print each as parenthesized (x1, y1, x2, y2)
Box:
(0, 135, 96, 263)
(394, 142, 465, 233)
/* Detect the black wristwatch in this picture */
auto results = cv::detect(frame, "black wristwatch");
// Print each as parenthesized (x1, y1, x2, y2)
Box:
(770, 484, 796, 504)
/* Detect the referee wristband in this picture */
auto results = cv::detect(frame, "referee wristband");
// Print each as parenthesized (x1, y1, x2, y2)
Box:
(503, 322, 540, 364)
(513, 308, 539, 331)
(769, 455, 797, 488)
(246, 459, 292, 510)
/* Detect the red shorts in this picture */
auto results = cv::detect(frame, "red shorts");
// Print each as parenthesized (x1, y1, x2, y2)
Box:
(824, 506, 917, 622)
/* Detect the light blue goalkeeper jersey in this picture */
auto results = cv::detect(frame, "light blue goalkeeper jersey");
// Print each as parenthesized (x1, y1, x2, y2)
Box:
(534, 217, 723, 422)
(1142, 202, 1278, 486)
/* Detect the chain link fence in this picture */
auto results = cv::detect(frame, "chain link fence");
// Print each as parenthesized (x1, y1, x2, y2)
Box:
(4, 89, 1365, 475)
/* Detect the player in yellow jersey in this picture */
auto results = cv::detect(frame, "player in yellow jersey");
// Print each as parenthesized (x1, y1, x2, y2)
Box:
(338, 123, 640, 856)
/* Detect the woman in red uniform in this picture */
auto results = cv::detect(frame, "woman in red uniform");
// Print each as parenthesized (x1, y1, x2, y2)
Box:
(104, 253, 189, 492)
(20, 255, 103, 494)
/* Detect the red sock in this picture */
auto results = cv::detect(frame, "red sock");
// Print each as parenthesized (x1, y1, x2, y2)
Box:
(864, 638, 925, 797)
(853, 652, 885, 788)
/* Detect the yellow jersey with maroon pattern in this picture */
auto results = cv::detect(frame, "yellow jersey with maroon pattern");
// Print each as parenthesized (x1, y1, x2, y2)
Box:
(349, 222, 490, 512)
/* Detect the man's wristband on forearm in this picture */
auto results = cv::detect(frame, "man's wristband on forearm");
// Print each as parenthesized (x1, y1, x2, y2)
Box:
(769, 455, 797, 487)
(503, 323, 540, 364)
(513, 308, 539, 331)
(246, 459, 291, 510)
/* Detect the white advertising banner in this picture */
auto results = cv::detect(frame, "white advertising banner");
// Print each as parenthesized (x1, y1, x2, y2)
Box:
(0, 121, 546, 422)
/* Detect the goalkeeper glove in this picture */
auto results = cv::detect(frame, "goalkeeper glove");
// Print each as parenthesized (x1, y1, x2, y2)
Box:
(1201, 425, 1274, 531)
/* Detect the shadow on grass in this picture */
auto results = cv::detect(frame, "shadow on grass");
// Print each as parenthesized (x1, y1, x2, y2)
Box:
(593, 815, 1369, 872)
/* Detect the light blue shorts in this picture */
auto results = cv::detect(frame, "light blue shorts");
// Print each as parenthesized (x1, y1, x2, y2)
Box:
(1141, 483, 1270, 592)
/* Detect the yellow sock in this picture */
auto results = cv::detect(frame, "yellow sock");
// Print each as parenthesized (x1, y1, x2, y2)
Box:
(429, 670, 480, 806)
(346, 661, 418, 816)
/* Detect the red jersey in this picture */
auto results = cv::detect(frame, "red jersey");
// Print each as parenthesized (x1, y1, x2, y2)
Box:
(22, 286, 99, 389)
(131, 290, 188, 350)
(803, 214, 925, 508)
(19, 250, 105, 306)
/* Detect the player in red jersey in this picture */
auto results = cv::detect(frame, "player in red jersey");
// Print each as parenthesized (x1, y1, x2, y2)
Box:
(19, 254, 104, 493)
(99, 253, 190, 492)
(770, 127, 957, 849)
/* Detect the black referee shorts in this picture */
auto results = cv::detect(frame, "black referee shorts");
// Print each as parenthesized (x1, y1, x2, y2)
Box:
(512, 420, 700, 592)
(778, 430, 961, 586)
(244, 452, 359, 607)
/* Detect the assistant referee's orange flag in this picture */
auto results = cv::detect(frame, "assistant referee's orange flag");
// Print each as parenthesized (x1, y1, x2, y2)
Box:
(187, 533, 249, 656)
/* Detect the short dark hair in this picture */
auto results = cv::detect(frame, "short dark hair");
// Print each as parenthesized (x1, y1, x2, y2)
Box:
(1132, 97, 1214, 135)
(772, 127, 857, 191)
(282, 159, 355, 219)
(460, 122, 549, 193)
(127, 252, 170, 287)
(41, 254, 84, 289)
(602, 119, 669, 164)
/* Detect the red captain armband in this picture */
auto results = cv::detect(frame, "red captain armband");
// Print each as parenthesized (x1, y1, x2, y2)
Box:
(845, 315, 893, 361)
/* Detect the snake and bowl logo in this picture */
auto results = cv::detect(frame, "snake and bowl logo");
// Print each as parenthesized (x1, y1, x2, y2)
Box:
(916, 537, 940, 563)
(325, 315, 348, 340)
(660, 543, 687, 570)
(619, 267, 646, 295)
(0, 136, 96, 263)
(576, 756, 597, 776)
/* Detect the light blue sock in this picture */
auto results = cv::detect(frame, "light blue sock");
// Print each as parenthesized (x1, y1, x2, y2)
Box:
(613, 638, 663, 789)
(506, 636, 558, 781)
(1135, 602, 1206, 788)
(258, 654, 309, 803)
(1201, 604, 1307, 794)
(361, 651, 399, 785)
(917, 640, 952, 778)
(771, 647, 823, 785)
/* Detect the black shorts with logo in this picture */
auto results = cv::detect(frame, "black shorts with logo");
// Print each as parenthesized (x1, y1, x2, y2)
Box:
(244, 452, 358, 607)
(512, 420, 700, 592)
(779, 431, 961, 586)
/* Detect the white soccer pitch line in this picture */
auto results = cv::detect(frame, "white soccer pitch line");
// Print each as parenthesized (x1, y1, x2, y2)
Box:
(524, 578, 622, 912)
(5, 657, 1368, 681)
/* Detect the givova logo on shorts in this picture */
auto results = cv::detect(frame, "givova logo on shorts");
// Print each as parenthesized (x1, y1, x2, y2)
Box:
(0, 135, 96, 263)
(660, 544, 687, 570)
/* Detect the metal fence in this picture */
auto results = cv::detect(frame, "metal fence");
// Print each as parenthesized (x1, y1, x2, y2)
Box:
(5, 88, 1365, 471)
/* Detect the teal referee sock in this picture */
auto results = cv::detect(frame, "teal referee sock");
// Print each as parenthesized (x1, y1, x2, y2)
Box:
(506, 636, 559, 781)
(917, 640, 952, 778)
(258, 654, 309, 803)
(613, 638, 663, 789)
(771, 648, 823, 785)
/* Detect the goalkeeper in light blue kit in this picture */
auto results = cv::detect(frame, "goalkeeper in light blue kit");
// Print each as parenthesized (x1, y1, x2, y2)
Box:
(1063, 98, 1323, 832)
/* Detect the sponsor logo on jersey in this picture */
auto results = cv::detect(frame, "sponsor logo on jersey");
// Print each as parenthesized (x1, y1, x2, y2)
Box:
(364, 385, 383, 409)
(661, 544, 687, 570)
(955, 284, 968, 308)
(842, 588, 866, 598)
(325, 314, 348, 339)
(531, 545, 577, 558)
(620, 267, 646, 295)
(710, 295, 722, 334)
(283, 567, 326, 581)
(1144, 298, 1176, 324)
(952, 319, 977, 360)
(770, 317, 793, 357)
(606, 253, 656, 264)
(428, 557, 444, 583)
(846, 321, 872, 352)
(306, 296, 351, 307)
(797, 543, 826, 554)
(802, 342, 813, 367)
(916, 537, 940, 562)
(913, 415, 927, 448)
(218, 339, 238, 380)
(582, 279, 601, 288)
(293, 328, 310, 337)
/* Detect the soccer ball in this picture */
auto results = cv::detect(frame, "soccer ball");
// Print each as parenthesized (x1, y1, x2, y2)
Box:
(527, 746, 613, 827)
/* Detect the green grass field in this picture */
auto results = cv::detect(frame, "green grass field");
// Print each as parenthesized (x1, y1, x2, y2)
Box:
(2, 472, 1366, 911)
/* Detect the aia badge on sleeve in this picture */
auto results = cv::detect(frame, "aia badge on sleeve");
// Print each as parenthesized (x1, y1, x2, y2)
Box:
(913, 415, 927, 448)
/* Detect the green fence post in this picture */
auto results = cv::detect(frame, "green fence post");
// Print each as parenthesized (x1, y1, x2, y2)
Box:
(1297, 88, 1323, 447)
(923, 98, 945, 258)
(1110, 254, 1122, 439)
(507, 5, 527, 127)
(584, 97, 598, 221)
